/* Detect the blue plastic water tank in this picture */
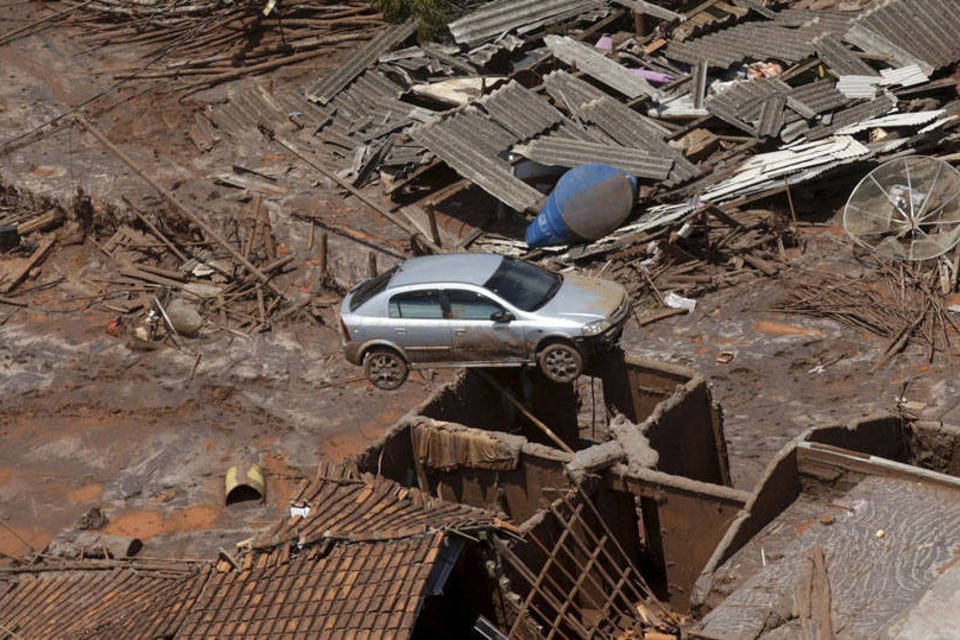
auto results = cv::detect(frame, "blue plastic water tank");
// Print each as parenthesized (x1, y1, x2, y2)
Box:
(525, 164, 638, 247)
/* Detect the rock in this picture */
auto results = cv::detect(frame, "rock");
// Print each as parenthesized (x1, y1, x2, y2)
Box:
(165, 298, 203, 336)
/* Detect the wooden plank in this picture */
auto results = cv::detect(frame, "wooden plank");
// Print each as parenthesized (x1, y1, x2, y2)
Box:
(0, 237, 54, 294)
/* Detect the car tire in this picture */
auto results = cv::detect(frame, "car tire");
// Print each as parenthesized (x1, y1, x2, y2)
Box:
(537, 341, 582, 384)
(363, 347, 409, 390)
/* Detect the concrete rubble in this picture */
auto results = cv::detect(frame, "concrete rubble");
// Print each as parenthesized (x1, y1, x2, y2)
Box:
(5, 0, 960, 638)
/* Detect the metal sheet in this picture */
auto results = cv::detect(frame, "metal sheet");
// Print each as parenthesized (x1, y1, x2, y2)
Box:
(836, 75, 880, 99)
(815, 34, 878, 76)
(879, 64, 930, 87)
(448, 0, 601, 46)
(543, 70, 609, 121)
(611, 0, 685, 22)
(787, 79, 849, 115)
(410, 124, 543, 212)
(757, 94, 787, 138)
(478, 81, 564, 141)
(304, 21, 415, 105)
(579, 96, 698, 182)
(691, 60, 708, 109)
(513, 136, 674, 180)
(545, 35, 659, 99)
(665, 22, 819, 68)
(805, 93, 898, 140)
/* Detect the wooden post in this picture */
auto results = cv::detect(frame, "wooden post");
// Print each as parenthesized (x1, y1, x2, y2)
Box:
(426, 207, 441, 247)
(367, 251, 377, 278)
(478, 371, 573, 453)
(318, 231, 328, 277)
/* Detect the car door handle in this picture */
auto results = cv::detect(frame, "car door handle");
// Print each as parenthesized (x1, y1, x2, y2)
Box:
(454, 329, 466, 336)
(395, 328, 406, 335)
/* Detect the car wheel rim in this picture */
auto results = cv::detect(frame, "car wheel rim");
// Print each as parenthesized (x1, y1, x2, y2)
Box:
(370, 355, 402, 386)
(544, 349, 577, 381)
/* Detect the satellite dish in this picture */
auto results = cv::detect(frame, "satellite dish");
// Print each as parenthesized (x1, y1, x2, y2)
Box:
(843, 156, 960, 260)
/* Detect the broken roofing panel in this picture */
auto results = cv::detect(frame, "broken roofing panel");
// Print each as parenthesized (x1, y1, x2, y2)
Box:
(701, 135, 871, 202)
(664, 22, 821, 68)
(844, 0, 960, 73)
(544, 35, 660, 99)
(304, 20, 416, 105)
(477, 80, 564, 141)
(814, 33, 878, 76)
(411, 120, 544, 212)
(805, 93, 898, 140)
(448, 0, 603, 46)
(786, 79, 849, 115)
(757, 93, 787, 138)
(543, 70, 610, 121)
(579, 96, 699, 182)
(610, 0, 685, 22)
(513, 136, 674, 180)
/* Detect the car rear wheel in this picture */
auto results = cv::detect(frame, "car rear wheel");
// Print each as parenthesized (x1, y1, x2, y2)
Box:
(364, 347, 409, 390)
(538, 341, 582, 384)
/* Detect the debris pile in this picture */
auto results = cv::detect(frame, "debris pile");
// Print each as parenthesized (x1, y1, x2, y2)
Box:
(72, 0, 388, 89)
(773, 256, 960, 364)
(168, 0, 960, 314)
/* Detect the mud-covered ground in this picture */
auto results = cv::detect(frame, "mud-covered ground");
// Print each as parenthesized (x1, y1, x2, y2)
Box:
(0, 253, 440, 559)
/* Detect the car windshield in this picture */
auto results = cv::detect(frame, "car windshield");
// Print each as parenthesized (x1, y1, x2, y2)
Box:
(348, 268, 396, 312)
(483, 257, 562, 311)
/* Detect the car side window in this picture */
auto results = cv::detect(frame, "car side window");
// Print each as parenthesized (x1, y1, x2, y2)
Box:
(446, 289, 504, 320)
(388, 290, 444, 319)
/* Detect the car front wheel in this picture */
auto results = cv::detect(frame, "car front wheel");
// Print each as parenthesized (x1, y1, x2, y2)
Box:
(537, 342, 582, 384)
(363, 347, 409, 390)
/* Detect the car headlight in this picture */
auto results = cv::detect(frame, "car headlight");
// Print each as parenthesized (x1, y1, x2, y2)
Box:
(582, 319, 609, 336)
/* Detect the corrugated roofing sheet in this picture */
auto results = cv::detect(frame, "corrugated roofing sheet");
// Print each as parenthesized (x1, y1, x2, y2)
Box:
(879, 64, 930, 87)
(611, 0, 685, 22)
(702, 135, 871, 201)
(411, 121, 543, 212)
(758, 94, 787, 138)
(815, 34, 878, 76)
(665, 22, 821, 68)
(805, 93, 897, 140)
(437, 110, 519, 156)
(772, 8, 856, 34)
(579, 96, 698, 182)
(448, 0, 602, 46)
(305, 21, 415, 105)
(513, 136, 674, 179)
(836, 75, 880, 99)
(706, 77, 791, 136)
(543, 70, 609, 121)
(787, 79, 850, 115)
(478, 80, 564, 141)
(845, 0, 960, 72)
(545, 35, 659, 99)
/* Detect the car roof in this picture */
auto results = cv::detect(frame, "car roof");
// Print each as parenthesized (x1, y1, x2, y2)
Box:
(389, 253, 504, 288)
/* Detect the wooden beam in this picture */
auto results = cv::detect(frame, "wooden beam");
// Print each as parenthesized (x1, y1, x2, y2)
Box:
(76, 116, 283, 298)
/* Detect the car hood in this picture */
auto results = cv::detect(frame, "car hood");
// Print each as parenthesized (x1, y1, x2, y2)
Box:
(536, 274, 627, 323)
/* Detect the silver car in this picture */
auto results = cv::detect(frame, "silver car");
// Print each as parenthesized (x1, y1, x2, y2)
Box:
(340, 253, 630, 389)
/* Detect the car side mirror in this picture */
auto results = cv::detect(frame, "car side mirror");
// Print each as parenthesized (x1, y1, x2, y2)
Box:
(491, 310, 515, 323)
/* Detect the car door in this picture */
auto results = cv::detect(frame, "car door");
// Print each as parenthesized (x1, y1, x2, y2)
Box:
(443, 288, 528, 363)
(387, 289, 453, 363)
